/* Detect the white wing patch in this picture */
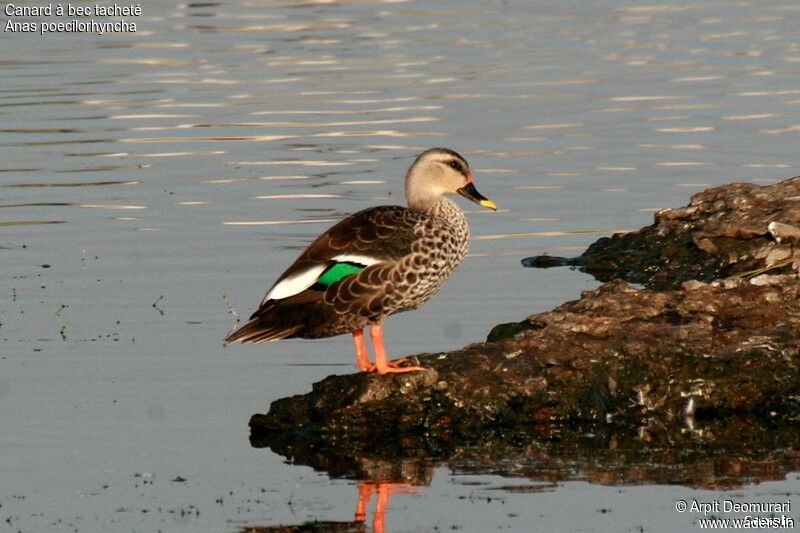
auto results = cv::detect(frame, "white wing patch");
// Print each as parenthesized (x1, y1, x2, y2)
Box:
(262, 254, 383, 303)
(331, 254, 382, 267)
(264, 264, 326, 302)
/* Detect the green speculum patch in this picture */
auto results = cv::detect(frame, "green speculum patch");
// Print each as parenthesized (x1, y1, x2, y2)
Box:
(316, 262, 365, 287)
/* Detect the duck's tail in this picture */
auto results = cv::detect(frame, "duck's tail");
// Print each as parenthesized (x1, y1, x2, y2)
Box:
(224, 292, 321, 345)
(224, 318, 302, 345)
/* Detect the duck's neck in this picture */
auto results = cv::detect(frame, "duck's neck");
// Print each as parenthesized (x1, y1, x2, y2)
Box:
(419, 196, 469, 238)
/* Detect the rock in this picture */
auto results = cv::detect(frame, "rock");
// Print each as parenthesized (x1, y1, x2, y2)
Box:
(769, 221, 800, 244)
(252, 277, 800, 437)
(765, 246, 792, 266)
(523, 176, 800, 289)
(749, 273, 795, 286)
(681, 279, 707, 291)
(486, 318, 544, 342)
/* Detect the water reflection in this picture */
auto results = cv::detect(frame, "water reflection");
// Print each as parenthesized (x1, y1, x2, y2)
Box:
(1, 179, 139, 187)
(242, 481, 418, 533)
(247, 418, 800, 530)
(248, 434, 430, 533)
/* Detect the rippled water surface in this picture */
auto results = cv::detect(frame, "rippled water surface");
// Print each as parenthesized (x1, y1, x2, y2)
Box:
(2, 1, 799, 531)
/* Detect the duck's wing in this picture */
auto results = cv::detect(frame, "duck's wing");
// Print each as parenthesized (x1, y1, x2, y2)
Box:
(224, 206, 424, 344)
(257, 205, 424, 309)
(225, 206, 425, 344)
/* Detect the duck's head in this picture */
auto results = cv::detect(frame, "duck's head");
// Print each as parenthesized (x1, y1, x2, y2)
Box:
(405, 147, 497, 212)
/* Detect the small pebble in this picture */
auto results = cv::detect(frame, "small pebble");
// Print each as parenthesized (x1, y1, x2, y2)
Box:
(682, 280, 707, 291)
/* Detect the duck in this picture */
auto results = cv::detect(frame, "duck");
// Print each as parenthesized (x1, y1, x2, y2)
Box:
(224, 147, 496, 374)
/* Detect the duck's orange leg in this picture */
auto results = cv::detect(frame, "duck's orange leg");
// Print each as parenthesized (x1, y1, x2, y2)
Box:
(354, 481, 417, 532)
(373, 482, 418, 533)
(373, 483, 389, 533)
(354, 480, 373, 522)
(369, 325, 425, 374)
(352, 329, 374, 372)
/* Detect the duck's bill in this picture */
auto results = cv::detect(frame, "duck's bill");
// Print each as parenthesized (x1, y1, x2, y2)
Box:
(458, 182, 497, 210)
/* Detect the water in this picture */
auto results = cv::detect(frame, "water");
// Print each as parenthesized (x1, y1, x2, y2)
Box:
(2, 1, 799, 531)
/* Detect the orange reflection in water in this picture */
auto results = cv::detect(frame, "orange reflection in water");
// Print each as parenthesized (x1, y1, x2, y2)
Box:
(354, 481, 418, 533)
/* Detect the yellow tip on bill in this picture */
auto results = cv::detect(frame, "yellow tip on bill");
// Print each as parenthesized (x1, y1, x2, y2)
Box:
(479, 199, 497, 211)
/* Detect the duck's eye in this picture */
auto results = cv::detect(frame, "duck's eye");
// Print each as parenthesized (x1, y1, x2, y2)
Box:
(448, 160, 464, 173)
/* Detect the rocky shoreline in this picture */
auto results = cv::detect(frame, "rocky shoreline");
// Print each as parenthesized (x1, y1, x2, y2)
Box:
(524, 175, 800, 290)
(250, 176, 800, 469)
